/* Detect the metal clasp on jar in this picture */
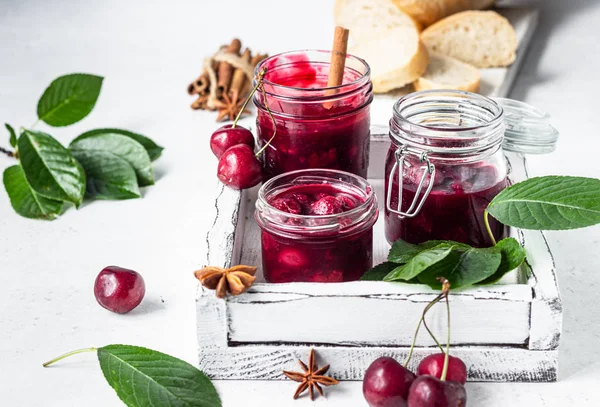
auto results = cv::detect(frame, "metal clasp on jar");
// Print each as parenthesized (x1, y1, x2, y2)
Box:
(386, 146, 436, 218)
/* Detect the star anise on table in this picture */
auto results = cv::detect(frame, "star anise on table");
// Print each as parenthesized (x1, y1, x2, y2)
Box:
(194, 265, 257, 299)
(283, 349, 339, 400)
(214, 92, 251, 122)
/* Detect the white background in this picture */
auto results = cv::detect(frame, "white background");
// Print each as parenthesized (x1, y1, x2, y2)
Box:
(1, 0, 599, 405)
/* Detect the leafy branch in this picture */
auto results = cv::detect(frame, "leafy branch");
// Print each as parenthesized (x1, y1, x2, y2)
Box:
(2, 73, 164, 220)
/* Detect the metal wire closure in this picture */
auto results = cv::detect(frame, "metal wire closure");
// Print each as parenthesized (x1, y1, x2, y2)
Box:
(386, 146, 436, 218)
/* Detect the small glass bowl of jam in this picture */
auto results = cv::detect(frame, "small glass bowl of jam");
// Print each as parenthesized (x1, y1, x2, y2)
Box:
(255, 169, 378, 283)
(254, 50, 373, 180)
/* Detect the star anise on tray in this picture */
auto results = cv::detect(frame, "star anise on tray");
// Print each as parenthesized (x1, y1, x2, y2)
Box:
(283, 349, 339, 400)
(194, 265, 257, 299)
(214, 92, 251, 122)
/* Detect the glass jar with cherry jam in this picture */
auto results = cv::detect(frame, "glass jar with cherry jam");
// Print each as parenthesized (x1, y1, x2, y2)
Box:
(255, 169, 378, 283)
(254, 50, 373, 180)
(385, 90, 508, 248)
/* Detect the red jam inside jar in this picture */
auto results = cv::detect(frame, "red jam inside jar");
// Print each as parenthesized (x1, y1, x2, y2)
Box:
(385, 90, 509, 248)
(255, 169, 378, 283)
(254, 50, 373, 180)
(385, 161, 508, 247)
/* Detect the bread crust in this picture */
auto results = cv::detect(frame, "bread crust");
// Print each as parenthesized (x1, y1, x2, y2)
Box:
(392, 0, 495, 27)
(421, 10, 517, 68)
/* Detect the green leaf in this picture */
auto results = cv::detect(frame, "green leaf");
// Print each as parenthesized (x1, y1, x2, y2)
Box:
(37, 73, 103, 127)
(18, 129, 85, 205)
(384, 245, 454, 282)
(487, 176, 600, 230)
(3, 165, 63, 220)
(70, 133, 154, 186)
(5, 123, 16, 148)
(388, 239, 470, 264)
(477, 238, 527, 285)
(97, 345, 221, 407)
(417, 247, 502, 289)
(75, 128, 164, 161)
(360, 262, 400, 281)
(71, 150, 140, 200)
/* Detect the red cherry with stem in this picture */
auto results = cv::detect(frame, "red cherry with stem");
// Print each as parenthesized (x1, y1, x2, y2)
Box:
(217, 144, 262, 189)
(407, 376, 467, 407)
(408, 278, 468, 406)
(94, 266, 145, 314)
(210, 124, 255, 159)
(417, 353, 467, 384)
(363, 357, 415, 407)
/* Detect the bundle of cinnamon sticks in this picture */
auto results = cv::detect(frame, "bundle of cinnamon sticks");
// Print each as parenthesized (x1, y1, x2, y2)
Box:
(187, 39, 268, 122)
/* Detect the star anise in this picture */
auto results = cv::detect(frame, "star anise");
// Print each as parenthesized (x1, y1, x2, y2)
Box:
(283, 349, 339, 400)
(214, 92, 251, 122)
(194, 265, 257, 298)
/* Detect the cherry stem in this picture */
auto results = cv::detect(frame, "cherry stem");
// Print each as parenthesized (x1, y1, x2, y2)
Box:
(484, 210, 497, 246)
(440, 279, 451, 382)
(42, 347, 97, 367)
(422, 309, 445, 353)
(232, 69, 266, 128)
(253, 82, 276, 158)
(0, 146, 16, 158)
(404, 292, 444, 367)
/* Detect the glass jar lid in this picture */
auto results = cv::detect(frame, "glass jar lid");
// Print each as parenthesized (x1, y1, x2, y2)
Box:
(493, 98, 559, 154)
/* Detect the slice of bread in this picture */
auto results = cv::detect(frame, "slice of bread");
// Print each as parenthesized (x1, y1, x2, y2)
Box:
(415, 53, 481, 92)
(350, 28, 429, 93)
(421, 11, 517, 68)
(334, 0, 428, 93)
(392, 0, 495, 27)
(334, 0, 422, 40)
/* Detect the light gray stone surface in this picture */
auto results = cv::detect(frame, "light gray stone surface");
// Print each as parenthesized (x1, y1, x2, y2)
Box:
(0, 0, 598, 405)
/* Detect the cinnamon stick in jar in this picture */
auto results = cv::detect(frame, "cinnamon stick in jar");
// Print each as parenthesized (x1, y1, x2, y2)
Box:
(217, 38, 242, 97)
(229, 48, 252, 101)
(324, 26, 350, 108)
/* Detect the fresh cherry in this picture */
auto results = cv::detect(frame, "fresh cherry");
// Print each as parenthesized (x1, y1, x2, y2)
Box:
(311, 195, 343, 215)
(94, 266, 145, 314)
(217, 144, 262, 189)
(407, 375, 467, 407)
(363, 357, 416, 407)
(417, 353, 467, 384)
(210, 124, 255, 159)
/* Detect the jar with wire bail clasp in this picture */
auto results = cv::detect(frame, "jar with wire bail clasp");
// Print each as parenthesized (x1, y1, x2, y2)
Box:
(384, 90, 559, 248)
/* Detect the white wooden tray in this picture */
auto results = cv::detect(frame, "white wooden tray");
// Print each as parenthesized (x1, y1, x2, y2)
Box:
(197, 7, 559, 382)
(198, 129, 562, 382)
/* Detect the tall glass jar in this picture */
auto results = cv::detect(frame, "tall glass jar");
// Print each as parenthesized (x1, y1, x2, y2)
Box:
(385, 90, 508, 248)
(254, 50, 373, 180)
(255, 169, 378, 283)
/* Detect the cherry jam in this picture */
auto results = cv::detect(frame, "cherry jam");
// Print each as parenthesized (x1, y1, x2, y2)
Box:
(255, 170, 378, 283)
(254, 50, 372, 180)
(385, 156, 507, 247)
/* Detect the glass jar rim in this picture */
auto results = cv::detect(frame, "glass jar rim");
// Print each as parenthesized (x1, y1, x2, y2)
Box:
(390, 90, 506, 157)
(392, 90, 505, 135)
(255, 49, 371, 95)
(255, 169, 378, 238)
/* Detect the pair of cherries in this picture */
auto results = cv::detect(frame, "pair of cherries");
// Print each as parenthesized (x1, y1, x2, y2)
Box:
(211, 124, 262, 189)
(363, 353, 467, 407)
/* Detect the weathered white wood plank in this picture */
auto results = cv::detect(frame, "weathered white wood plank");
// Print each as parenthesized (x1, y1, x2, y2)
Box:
(198, 346, 557, 382)
(226, 291, 530, 346)
(507, 154, 562, 350)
